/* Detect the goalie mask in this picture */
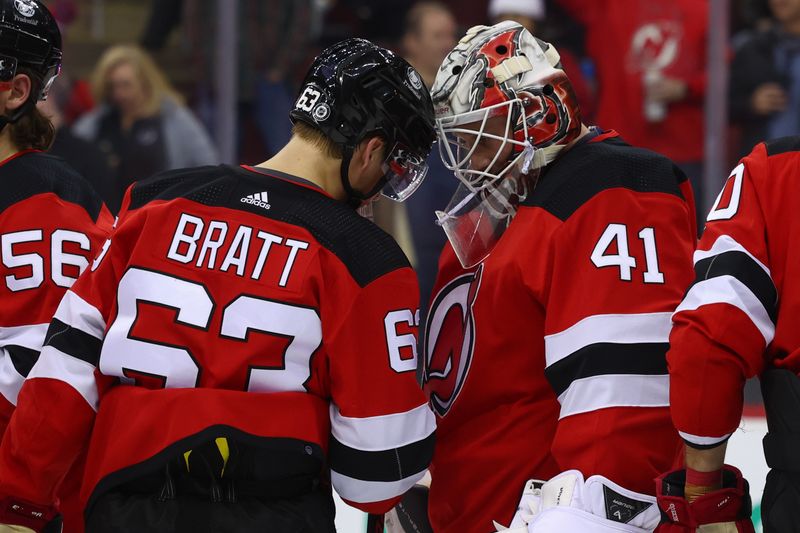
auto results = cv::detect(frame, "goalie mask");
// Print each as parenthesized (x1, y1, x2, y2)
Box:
(431, 21, 581, 267)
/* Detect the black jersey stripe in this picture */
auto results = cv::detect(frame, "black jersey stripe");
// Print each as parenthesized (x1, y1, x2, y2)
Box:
(6, 345, 40, 377)
(328, 432, 434, 483)
(692, 250, 777, 323)
(545, 342, 669, 397)
(522, 135, 685, 220)
(44, 319, 103, 367)
(0, 152, 105, 221)
(765, 136, 800, 156)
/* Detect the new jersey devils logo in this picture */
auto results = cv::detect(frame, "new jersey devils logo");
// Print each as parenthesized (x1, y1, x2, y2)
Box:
(423, 266, 483, 417)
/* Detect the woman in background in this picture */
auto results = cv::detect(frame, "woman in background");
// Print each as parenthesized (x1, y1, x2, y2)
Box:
(73, 45, 218, 212)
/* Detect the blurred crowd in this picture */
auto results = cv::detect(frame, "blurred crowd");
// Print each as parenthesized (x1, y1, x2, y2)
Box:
(40, 0, 797, 317)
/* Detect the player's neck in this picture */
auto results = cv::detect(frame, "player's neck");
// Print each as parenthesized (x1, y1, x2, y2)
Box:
(564, 123, 592, 152)
(255, 136, 345, 200)
(0, 132, 22, 162)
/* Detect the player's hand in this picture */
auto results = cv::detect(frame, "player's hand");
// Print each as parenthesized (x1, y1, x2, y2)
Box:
(654, 465, 754, 532)
(646, 77, 688, 103)
(751, 83, 787, 115)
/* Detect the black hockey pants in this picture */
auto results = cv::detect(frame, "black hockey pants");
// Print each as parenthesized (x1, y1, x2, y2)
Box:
(84, 437, 337, 533)
(760, 368, 800, 533)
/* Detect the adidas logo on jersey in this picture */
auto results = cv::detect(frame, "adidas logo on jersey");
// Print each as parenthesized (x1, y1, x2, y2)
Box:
(241, 191, 271, 210)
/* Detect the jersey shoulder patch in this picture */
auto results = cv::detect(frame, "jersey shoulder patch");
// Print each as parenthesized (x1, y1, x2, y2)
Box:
(523, 136, 684, 221)
(0, 152, 104, 222)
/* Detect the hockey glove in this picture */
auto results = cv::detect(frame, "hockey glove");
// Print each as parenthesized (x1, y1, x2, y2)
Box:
(655, 465, 754, 532)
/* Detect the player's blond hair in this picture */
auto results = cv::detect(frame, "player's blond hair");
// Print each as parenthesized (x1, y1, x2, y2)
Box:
(292, 121, 344, 160)
(90, 45, 184, 117)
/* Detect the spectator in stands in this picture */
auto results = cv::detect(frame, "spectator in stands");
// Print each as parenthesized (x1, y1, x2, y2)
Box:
(489, 0, 595, 121)
(38, 76, 115, 211)
(140, 0, 318, 159)
(402, 1, 459, 320)
(730, 0, 800, 156)
(72, 45, 218, 213)
(557, 0, 707, 223)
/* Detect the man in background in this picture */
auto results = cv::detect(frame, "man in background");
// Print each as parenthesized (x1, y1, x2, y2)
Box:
(402, 1, 459, 325)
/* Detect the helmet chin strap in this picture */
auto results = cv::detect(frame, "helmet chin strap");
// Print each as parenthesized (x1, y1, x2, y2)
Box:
(339, 145, 388, 209)
(0, 96, 36, 137)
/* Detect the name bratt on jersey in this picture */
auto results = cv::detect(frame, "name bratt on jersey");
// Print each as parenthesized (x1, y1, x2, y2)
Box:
(166, 212, 310, 287)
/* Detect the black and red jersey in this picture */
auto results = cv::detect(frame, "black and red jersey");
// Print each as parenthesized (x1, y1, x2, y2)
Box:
(669, 138, 800, 447)
(423, 131, 697, 532)
(0, 164, 434, 527)
(0, 150, 112, 428)
(0, 150, 112, 533)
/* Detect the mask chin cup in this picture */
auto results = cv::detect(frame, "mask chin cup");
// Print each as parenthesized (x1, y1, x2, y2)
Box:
(436, 176, 523, 268)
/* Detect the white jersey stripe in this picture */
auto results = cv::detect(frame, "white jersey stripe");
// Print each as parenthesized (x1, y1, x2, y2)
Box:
(0, 323, 49, 351)
(54, 291, 106, 340)
(330, 402, 436, 452)
(678, 431, 732, 447)
(694, 234, 771, 277)
(28, 346, 99, 411)
(674, 275, 775, 344)
(557, 374, 670, 419)
(0, 348, 26, 406)
(331, 468, 427, 504)
(544, 313, 672, 368)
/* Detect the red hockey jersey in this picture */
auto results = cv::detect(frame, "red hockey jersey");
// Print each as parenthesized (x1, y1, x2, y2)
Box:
(0, 165, 435, 529)
(423, 131, 696, 532)
(669, 139, 800, 447)
(0, 150, 112, 533)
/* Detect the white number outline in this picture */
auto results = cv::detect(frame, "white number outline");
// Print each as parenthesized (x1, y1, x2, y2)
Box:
(707, 163, 745, 222)
(1, 229, 92, 291)
(100, 267, 322, 391)
(590, 224, 665, 284)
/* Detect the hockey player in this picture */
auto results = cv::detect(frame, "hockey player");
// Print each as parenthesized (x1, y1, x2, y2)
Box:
(423, 22, 698, 532)
(0, 1, 113, 531)
(653, 139, 800, 531)
(0, 38, 436, 532)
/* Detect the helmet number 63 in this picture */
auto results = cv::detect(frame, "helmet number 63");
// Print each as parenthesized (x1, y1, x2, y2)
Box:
(296, 86, 322, 112)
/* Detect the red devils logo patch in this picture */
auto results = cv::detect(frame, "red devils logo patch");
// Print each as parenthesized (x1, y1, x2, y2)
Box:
(423, 266, 483, 417)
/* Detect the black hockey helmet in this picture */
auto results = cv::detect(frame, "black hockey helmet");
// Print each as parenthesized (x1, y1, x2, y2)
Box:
(290, 38, 436, 206)
(0, 0, 62, 94)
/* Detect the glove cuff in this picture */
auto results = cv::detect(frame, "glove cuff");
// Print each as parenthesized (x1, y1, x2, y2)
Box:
(0, 497, 59, 533)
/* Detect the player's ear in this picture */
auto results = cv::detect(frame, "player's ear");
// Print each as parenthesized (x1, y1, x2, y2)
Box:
(352, 136, 386, 172)
(4, 73, 32, 113)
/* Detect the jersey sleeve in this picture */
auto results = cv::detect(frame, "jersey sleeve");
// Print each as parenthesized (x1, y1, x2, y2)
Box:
(668, 146, 773, 448)
(0, 209, 131, 528)
(323, 264, 435, 514)
(538, 184, 696, 490)
(0, 194, 112, 436)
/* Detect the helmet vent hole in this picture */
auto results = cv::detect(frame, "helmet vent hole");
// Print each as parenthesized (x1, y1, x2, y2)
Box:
(546, 114, 557, 124)
(452, 65, 463, 75)
(543, 84, 555, 95)
(496, 45, 508, 54)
